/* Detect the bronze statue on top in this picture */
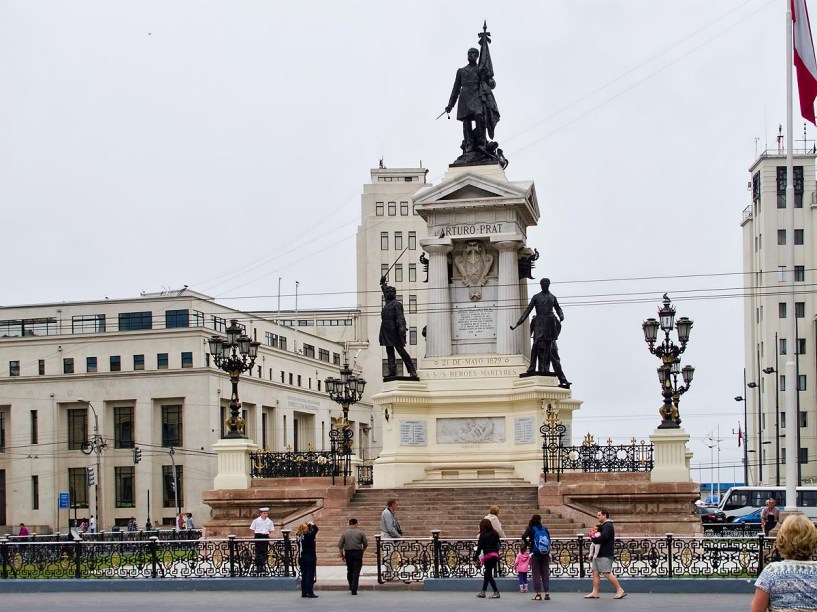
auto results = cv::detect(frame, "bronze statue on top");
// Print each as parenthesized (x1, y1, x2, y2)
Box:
(442, 22, 507, 169)
(512, 278, 570, 388)
(380, 276, 418, 380)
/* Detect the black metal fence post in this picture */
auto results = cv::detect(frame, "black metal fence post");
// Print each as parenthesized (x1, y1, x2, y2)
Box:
(282, 529, 292, 577)
(431, 530, 441, 579)
(577, 533, 586, 578)
(757, 532, 766, 576)
(149, 536, 159, 578)
(73, 534, 82, 578)
(375, 535, 383, 584)
(1, 538, 8, 579)
(666, 533, 673, 578)
(228, 535, 236, 577)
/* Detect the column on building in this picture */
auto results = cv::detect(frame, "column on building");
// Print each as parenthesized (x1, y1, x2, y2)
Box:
(495, 240, 522, 355)
(425, 244, 453, 357)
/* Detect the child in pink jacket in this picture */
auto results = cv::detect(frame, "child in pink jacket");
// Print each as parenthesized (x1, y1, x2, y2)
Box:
(513, 543, 531, 593)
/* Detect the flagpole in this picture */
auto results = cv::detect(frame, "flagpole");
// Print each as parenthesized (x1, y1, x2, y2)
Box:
(785, 0, 798, 511)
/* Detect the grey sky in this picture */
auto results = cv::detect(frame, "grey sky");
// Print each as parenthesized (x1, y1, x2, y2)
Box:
(1, 0, 796, 484)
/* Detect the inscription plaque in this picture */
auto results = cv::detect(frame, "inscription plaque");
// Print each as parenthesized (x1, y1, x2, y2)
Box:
(399, 420, 427, 447)
(514, 416, 535, 444)
(453, 303, 496, 339)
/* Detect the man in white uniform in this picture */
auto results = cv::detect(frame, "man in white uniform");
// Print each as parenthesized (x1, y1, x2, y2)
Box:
(250, 507, 274, 574)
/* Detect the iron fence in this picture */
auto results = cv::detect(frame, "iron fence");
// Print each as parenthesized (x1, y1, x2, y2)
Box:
(375, 532, 799, 584)
(250, 450, 338, 479)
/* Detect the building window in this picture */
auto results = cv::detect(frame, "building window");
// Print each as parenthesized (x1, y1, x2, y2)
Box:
(303, 344, 315, 358)
(30, 410, 38, 445)
(779, 302, 787, 318)
(798, 374, 806, 391)
(795, 266, 805, 282)
(38, 360, 45, 375)
(780, 338, 787, 355)
(166, 309, 190, 328)
(375, 201, 384, 216)
(110, 355, 121, 372)
(409, 327, 417, 345)
(408, 231, 416, 250)
(68, 468, 88, 507)
(0, 317, 57, 337)
(778, 229, 786, 245)
(333, 352, 341, 365)
(9, 361, 20, 377)
(400, 201, 409, 215)
(395, 232, 403, 250)
(777, 166, 804, 208)
(380, 232, 389, 250)
(113, 406, 134, 449)
(297, 374, 302, 387)
(157, 353, 169, 369)
(289, 373, 294, 385)
(795, 302, 805, 318)
(115, 466, 135, 508)
(395, 264, 403, 282)
(408, 295, 417, 314)
(381, 264, 389, 280)
(161, 405, 183, 447)
(133, 354, 145, 370)
(181, 352, 193, 368)
(318, 348, 330, 362)
(797, 338, 806, 355)
(63, 357, 74, 374)
(192, 310, 205, 327)
(86, 357, 97, 373)
(0, 411, 5, 451)
(800, 411, 808, 428)
(212, 316, 226, 332)
(388, 201, 396, 216)
(781, 375, 786, 392)
(280, 336, 287, 351)
(795, 229, 804, 244)
(32, 475, 39, 510)
(72, 314, 106, 334)
(409, 263, 417, 282)
(68, 408, 87, 450)
(119, 311, 152, 331)
(383, 358, 404, 377)
(162, 465, 183, 508)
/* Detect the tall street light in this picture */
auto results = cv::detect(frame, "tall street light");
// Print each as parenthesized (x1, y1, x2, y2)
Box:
(642, 294, 694, 429)
(78, 398, 105, 530)
(734, 383, 749, 485)
(747, 379, 764, 483)
(325, 357, 366, 482)
(763, 365, 781, 486)
(207, 320, 261, 439)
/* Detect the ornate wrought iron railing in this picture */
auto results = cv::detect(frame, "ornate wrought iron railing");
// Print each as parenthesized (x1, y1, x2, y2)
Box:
(250, 450, 338, 479)
(357, 462, 374, 486)
(0, 533, 297, 579)
(375, 532, 800, 584)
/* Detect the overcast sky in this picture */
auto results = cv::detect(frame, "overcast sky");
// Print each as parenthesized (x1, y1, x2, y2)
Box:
(2, 0, 805, 485)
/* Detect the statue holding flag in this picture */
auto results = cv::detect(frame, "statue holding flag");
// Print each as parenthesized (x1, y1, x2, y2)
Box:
(443, 22, 507, 168)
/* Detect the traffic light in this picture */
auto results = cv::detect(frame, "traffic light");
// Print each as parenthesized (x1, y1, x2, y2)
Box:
(86, 466, 95, 486)
(133, 447, 142, 464)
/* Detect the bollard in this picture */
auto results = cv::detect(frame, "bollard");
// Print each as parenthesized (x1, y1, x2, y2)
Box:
(282, 529, 292, 577)
(665, 533, 674, 579)
(375, 535, 383, 584)
(228, 535, 236, 578)
(431, 530, 441, 579)
(149, 536, 159, 578)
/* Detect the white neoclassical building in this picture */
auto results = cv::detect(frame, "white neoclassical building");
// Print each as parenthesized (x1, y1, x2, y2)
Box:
(0, 289, 370, 532)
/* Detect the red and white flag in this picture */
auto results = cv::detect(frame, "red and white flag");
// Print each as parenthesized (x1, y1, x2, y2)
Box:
(793, 0, 817, 123)
(737, 423, 742, 448)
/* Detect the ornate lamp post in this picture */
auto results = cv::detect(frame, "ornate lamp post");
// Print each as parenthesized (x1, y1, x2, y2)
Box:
(325, 358, 366, 479)
(207, 319, 261, 439)
(642, 294, 695, 429)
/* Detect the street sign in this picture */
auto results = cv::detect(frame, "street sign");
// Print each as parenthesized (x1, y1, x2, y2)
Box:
(59, 491, 70, 509)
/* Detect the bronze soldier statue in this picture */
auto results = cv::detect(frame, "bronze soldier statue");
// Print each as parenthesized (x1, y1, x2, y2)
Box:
(513, 278, 570, 388)
(380, 276, 417, 378)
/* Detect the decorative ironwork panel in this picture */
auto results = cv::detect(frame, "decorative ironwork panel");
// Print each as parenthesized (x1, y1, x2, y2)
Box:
(250, 451, 338, 478)
(357, 462, 373, 486)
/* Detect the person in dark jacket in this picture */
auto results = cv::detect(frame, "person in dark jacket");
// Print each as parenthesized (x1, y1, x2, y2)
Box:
(380, 276, 417, 377)
(473, 518, 501, 598)
(584, 509, 626, 600)
(296, 521, 319, 598)
(521, 514, 551, 600)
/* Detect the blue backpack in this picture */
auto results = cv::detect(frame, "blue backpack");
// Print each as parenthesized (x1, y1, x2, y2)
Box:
(532, 526, 551, 554)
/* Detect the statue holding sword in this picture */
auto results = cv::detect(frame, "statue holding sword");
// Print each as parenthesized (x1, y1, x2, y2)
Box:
(380, 248, 418, 379)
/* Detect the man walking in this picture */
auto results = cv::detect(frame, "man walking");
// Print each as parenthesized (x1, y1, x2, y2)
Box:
(584, 509, 626, 600)
(761, 498, 780, 536)
(249, 507, 274, 574)
(337, 518, 368, 595)
(89, 515, 96, 534)
(380, 499, 402, 538)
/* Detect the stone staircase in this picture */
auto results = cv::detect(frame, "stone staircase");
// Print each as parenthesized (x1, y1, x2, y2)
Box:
(311, 486, 586, 565)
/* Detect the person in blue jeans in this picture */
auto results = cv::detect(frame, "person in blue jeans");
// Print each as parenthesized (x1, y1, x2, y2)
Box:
(473, 518, 501, 599)
(522, 514, 551, 600)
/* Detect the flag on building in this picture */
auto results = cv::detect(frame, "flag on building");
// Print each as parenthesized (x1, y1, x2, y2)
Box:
(793, 0, 817, 123)
(737, 423, 742, 448)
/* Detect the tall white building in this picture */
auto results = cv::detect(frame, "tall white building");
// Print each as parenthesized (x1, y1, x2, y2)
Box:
(0, 289, 368, 532)
(741, 150, 817, 485)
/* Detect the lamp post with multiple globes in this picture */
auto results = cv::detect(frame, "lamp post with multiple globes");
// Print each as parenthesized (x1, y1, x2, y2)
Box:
(325, 357, 366, 483)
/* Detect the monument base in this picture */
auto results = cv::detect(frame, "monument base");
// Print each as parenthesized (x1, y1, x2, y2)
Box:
(383, 374, 420, 383)
(649, 427, 693, 483)
(372, 354, 582, 488)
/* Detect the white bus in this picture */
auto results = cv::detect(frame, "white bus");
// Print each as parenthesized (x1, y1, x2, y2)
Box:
(717, 486, 817, 521)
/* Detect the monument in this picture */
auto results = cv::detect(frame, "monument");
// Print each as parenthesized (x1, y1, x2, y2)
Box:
(372, 24, 581, 487)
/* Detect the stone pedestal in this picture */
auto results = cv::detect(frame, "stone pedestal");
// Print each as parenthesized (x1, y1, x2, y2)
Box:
(372, 355, 582, 487)
(212, 437, 258, 490)
(649, 427, 692, 483)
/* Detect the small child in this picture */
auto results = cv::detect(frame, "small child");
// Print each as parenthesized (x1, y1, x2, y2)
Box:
(587, 524, 603, 562)
(513, 543, 531, 593)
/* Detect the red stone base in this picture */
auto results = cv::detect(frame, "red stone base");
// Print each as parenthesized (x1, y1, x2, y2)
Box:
(538, 472, 702, 536)
(201, 477, 356, 538)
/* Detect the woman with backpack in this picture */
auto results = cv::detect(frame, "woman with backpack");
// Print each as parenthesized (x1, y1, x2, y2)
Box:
(473, 518, 501, 598)
(522, 514, 551, 601)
